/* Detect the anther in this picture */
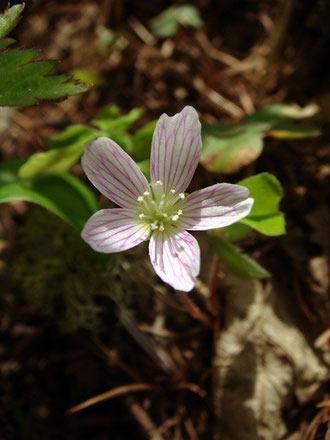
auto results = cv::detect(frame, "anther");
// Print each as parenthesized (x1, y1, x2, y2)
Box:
(143, 191, 150, 196)
(179, 193, 185, 199)
(170, 189, 176, 194)
(137, 196, 144, 202)
(159, 223, 164, 231)
(156, 180, 163, 185)
(139, 213, 145, 219)
(177, 209, 183, 215)
(172, 215, 179, 221)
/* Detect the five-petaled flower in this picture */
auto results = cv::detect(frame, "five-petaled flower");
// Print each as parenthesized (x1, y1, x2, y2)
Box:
(81, 106, 254, 291)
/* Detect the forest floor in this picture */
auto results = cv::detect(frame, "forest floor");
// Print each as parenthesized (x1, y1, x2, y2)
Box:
(0, 1, 329, 439)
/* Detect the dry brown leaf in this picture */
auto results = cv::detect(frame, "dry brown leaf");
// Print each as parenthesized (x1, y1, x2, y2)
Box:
(213, 276, 328, 440)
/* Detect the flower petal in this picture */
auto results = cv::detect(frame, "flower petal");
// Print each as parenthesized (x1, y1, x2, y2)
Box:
(82, 208, 149, 253)
(82, 137, 149, 209)
(180, 183, 254, 230)
(150, 106, 202, 194)
(149, 229, 200, 291)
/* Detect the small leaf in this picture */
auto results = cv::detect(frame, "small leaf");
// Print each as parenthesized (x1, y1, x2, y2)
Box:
(43, 124, 98, 150)
(243, 103, 319, 122)
(0, 3, 24, 39)
(149, 5, 203, 38)
(0, 158, 99, 230)
(210, 232, 270, 279)
(239, 173, 286, 236)
(92, 105, 143, 133)
(200, 122, 263, 173)
(0, 50, 90, 106)
(19, 125, 99, 178)
(267, 125, 320, 139)
(0, 4, 90, 107)
(200, 103, 320, 174)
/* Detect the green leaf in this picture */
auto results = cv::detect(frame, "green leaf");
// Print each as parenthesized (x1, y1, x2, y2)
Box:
(43, 124, 98, 150)
(19, 125, 99, 178)
(149, 5, 203, 38)
(200, 103, 320, 174)
(0, 4, 91, 107)
(210, 232, 270, 279)
(223, 222, 252, 241)
(0, 3, 24, 39)
(243, 103, 319, 122)
(0, 158, 99, 230)
(92, 105, 143, 133)
(131, 119, 156, 160)
(238, 173, 286, 236)
(0, 52, 90, 106)
(200, 122, 264, 173)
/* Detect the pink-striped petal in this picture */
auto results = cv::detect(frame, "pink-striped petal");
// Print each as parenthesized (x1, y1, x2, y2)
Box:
(150, 106, 202, 194)
(180, 183, 254, 230)
(82, 137, 149, 209)
(149, 229, 200, 292)
(81, 209, 149, 253)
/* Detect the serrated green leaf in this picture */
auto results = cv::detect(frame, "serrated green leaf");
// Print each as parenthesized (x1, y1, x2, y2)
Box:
(209, 232, 270, 279)
(149, 5, 203, 38)
(0, 158, 98, 230)
(0, 52, 90, 106)
(238, 172, 286, 236)
(92, 105, 143, 133)
(0, 3, 24, 40)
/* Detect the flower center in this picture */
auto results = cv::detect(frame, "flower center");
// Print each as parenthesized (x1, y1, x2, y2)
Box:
(137, 181, 185, 233)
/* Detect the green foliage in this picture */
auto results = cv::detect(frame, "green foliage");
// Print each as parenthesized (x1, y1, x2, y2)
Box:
(149, 5, 203, 38)
(200, 103, 320, 174)
(0, 3, 90, 106)
(0, 3, 24, 39)
(19, 125, 98, 178)
(0, 158, 99, 230)
(239, 173, 286, 236)
(210, 232, 270, 279)
(92, 105, 143, 133)
(19, 105, 155, 179)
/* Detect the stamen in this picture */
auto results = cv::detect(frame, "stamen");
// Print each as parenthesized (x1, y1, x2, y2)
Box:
(139, 213, 145, 219)
(143, 191, 150, 196)
(137, 196, 144, 202)
(159, 223, 164, 231)
(170, 189, 176, 194)
(172, 215, 179, 221)
(179, 193, 185, 199)
(151, 220, 159, 230)
(177, 209, 183, 215)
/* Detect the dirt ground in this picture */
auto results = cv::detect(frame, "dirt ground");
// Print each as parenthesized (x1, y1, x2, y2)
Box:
(0, 1, 329, 439)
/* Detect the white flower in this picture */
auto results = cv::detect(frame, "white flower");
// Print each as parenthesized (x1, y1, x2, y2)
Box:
(81, 106, 254, 291)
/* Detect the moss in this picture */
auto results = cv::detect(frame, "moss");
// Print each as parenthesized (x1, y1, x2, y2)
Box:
(13, 209, 107, 332)
(12, 208, 157, 333)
